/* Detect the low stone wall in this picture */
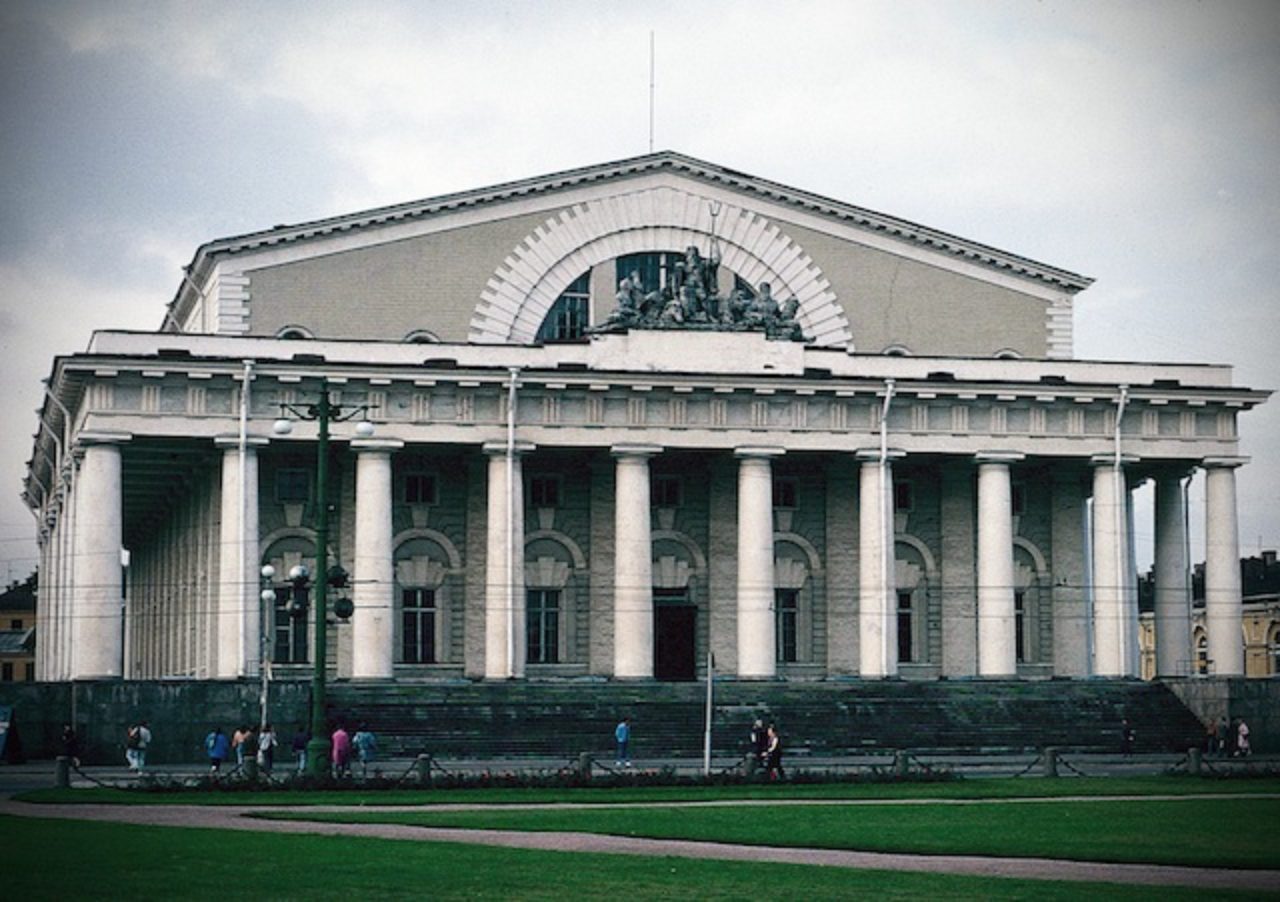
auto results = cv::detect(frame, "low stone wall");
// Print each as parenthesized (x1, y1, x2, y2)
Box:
(1164, 676, 1280, 753)
(0, 680, 310, 766)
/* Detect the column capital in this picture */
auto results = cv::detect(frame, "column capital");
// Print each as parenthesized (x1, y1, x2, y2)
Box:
(351, 438, 405, 453)
(1090, 453, 1140, 468)
(734, 445, 785, 460)
(482, 439, 536, 457)
(974, 451, 1026, 465)
(76, 431, 132, 447)
(855, 448, 906, 463)
(1202, 455, 1249, 470)
(214, 435, 271, 450)
(611, 443, 663, 459)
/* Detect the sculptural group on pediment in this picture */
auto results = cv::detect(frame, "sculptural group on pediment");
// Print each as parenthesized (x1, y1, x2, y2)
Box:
(592, 244, 807, 342)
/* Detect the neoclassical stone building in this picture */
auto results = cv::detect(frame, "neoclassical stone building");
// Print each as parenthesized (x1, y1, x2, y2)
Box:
(25, 152, 1268, 687)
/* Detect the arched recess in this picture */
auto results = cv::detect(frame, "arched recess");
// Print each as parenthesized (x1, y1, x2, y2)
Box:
(524, 529, 588, 665)
(1013, 538, 1050, 666)
(470, 185, 853, 348)
(652, 529, 709, 575)
(261, 531, 318, 667)
(894, 533, 937, 666)
(393, 529, 463, 666)
(774, 535, 820, 665)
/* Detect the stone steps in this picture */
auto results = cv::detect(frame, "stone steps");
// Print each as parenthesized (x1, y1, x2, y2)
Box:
(325, 679, 1205, 759)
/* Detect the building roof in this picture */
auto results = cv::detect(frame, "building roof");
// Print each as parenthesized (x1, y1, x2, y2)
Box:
(0, 579, 35, 613)
(166, 151, 1094, 329)
(0, 629, 34, 656)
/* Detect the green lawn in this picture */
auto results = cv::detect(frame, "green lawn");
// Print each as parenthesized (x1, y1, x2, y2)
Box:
(19, 774, 1280, 807)
(0, 815, 1264, 901)
(265, 796, 1280, 870)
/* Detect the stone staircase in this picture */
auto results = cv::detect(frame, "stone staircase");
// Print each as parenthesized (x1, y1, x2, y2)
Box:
(325, 679, 1206, 760)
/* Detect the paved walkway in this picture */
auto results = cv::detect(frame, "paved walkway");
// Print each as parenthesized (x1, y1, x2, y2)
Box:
(2, 793, 1278, 893)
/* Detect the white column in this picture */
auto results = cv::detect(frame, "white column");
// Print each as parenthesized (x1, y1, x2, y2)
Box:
(351, 440, 402, 678)
(484, 441, 532, 679)
(1153, 469, 1191, 677)
(613, 444, 661, 678)
(736, 447, 784, 678)
(71, 436, 127, 679)
(57, 483, 73, 680)
(857, 449, 902, 678)
(215, 438, 264, 678)
(1204, 457, 1245, 676)
(1091, 454, 1137, 676)
(976, 452, 1023, 677)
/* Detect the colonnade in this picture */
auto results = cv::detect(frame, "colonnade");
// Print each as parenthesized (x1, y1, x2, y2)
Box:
(42, 436, 1248, 683)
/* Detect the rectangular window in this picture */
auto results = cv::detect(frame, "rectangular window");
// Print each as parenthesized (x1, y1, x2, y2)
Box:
(1015, 590, 1026, 663)
(275, 469, 310, 504)
(893, 481, 913, 513)
(9, 619, 20, 629)
(401, 588, 437, 664)
(404, 473, 437, 505)
(897, 591, 914, 663)
(24, 662, 34, 681)
(776, 589, 798, 663)
(1012, 484, 1026, 516)
(773, 479, 797, 509)
(530, 475, 561, 508)
(526, 589, 560, 664)
(651, 475, 682, 508)
(273, 587, 308, 664)
(1, 662, 11, 681)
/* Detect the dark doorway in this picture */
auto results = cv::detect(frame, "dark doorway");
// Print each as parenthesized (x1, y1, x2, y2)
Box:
(654, 602, 697, 681)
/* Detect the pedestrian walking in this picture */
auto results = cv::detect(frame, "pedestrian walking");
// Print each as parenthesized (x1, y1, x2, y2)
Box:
(614, 717, 632, 767)
(125, 722, 142, 771)
(257, 723, 277, 773)
(205, 726, 230, 772)
(750, 718, 768, 776)
(134, 721, 152, 771)
(331, 724, 352, 778)
(765, 724, 785, 781)
(352, 724, 377, 777)
(60, 724, 81, 768)
(291, 726, 309, 773)
(1236, 719, 1251, 757)
(232, 724, 249, 766)
(1120, 718, 1135, 757)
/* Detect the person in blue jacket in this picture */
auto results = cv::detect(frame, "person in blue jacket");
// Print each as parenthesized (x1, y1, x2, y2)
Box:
(205, 726, 231, 772)
(614, 717, 632, 767)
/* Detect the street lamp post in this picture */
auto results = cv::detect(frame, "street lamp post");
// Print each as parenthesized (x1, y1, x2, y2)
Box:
(259, 564, 277, 733)
(274, 380, 373, 778)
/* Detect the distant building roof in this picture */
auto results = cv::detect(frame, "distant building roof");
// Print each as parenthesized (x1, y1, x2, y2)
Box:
(0, 629, 34, 656)
(0, 579, 35, 613)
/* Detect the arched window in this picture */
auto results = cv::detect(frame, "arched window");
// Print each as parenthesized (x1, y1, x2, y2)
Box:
(262, 541, 316, 665)
(394, 539, 453, 665)
(536, 272, 591, 342)
(403, 330, 440, 344)
(1194, 629, 1209, 675)
(994, 348, 1023, 360)
(275, 325, 314, 340)
(883, 344, 912, 356)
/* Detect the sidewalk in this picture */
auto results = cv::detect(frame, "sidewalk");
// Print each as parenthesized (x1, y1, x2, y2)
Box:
(3, 749, 1272, 793)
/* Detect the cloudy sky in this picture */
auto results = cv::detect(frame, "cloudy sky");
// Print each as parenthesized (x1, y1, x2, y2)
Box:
(0, 0, 1277, 585)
